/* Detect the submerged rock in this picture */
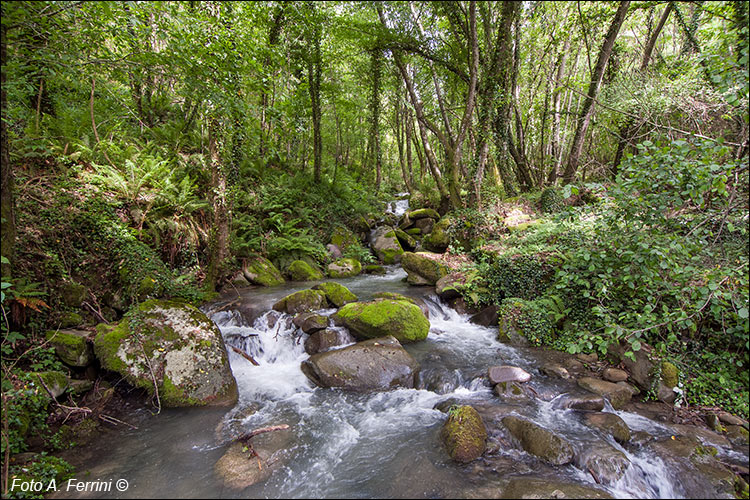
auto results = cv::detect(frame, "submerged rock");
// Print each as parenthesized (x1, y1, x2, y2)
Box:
(502, 416, 574, 465)
(582, 412, 631, 444)
(214, 427, 294, 490)
(300, 336, 419, 391)
(494, 381, 532, 402)
(469, 305, 500, 327)
(332, 298, 429, 343)
(292, 312, 329, 334)
(242, 256, 285, 286)
(304, 327, 355, 355)
(577, 377, 632, 410)
(93, 299, 237, 407)
(574, 443, 630, 485)
(499, 478, 613, 499)
(552, 392, 605, 411)
(441, 405, 487, 463)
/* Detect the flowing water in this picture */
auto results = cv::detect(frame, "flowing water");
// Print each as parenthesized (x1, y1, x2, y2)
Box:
(55, 267, 746, 499)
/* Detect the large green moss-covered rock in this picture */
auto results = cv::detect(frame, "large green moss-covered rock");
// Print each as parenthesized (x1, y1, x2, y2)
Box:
(45, 329, 94, 367)
(660, 361, 679, 388)
(332, 299, 429, 343)
(273, 289, 328, 315)
(327, 258, 362, 278)
(502, 416, 574, 465)
(422, 216, 451, 253)
(364, 264, 387, 275)
(371, 292, 429, 318)
(243, 256, 285, 286)
(93, 299, 238, 407)
(287, 260, 324, 281)
(441, 405, 487, 463)
(301, 336, 419, 391)
(370, 226, 404, 264)
(312, 282, 358, 308)
(408, 208, 440, 220)
(401, 252, 450, 286)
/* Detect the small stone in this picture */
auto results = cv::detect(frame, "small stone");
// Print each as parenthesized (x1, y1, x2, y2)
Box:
(488, 366, 531, 384)
(705, 413, 723, 432)
(541, 363, 570, 379)
(577, 377, 632, 410)
(564, 358, 585, 374)
(576, 353, 598, 364)
(717, 411, 746, 427)
(616, 381, 640, 396)
(602, 367, 629, 383)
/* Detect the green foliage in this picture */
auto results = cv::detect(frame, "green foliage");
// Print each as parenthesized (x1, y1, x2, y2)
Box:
(6, 454, 74, 499)
(540, 187, 563, 213)
(499, 298, 555, 347)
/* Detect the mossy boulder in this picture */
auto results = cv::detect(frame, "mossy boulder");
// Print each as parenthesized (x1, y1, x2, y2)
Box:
(405, 227, 422, 236)
(401, 251, 450, 286)
(137, 275, 159, 298)
(332, 299, 430, 343)
(60, 281, 86, 307)
(45, 329, 94, 367)
(441, 405, 487, 463)
(59, 312, 83, 328)
(243, 256, 285, 286)
(408, 208, 440, 220)
(577, 377, 632, 410)
(394, 228, 417, 251)
(301, 336, 420, 391)
(327, 258, 362, 278)
(502, 416, 574, 465)
(364, 264, 387, 275)
(273, 289, 328, 315)
(371, 292, 430, 318)
(422, 216, 451, 253)
(93, 299, 238, 407)
(660, 361, 679, 388)
(286, 260, 324, 281)
(33, 371, 69, 399)
(370, 226, 404, 264)
(312, 282, 358, 308)
(330, 226, 359, 252)
(583, 412, 631, 444)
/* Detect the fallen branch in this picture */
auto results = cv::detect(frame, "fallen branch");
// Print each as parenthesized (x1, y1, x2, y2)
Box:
(236, 424, 290, 444)
(99, 414, 138, 430)
(230, 345, 259, 366)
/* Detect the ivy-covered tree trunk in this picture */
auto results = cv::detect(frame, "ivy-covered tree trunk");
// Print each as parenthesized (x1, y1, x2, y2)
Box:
(207, 117, 229, 290)
(369, 47, 382, 193)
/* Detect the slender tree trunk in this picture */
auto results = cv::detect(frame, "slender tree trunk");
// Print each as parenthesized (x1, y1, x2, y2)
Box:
(548, 36, 571, 184)
(612, 2, 672, 174)
(1, 12, 14, 277)
(207, 118, 228, 289)
(562, 0, 631, 184)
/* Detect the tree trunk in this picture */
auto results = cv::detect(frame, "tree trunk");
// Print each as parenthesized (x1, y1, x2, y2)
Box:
(207, 118, 228, 290)
(1, 12, 14, 277)
(562, 0, 630, 184)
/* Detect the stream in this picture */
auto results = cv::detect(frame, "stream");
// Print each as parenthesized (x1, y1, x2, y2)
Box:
(54, 267, 747, 499)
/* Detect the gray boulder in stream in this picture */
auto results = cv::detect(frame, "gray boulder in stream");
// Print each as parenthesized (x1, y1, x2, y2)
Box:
(300, 336, 420, 391)
(577, 377, 632, 410)
(93, 299, 238, 407)
(401, 251, 450, 285)
(502, 416, 574, 465)
(214, 426, 294, 490)
(574, 442, 630, 485)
